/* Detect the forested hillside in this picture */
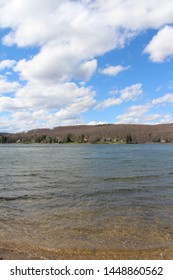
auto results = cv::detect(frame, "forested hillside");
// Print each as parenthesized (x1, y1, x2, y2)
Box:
(1, 123, 173, 144)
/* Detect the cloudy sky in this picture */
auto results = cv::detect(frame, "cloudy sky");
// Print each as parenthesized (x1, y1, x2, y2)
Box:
(0, 0, 173, 132)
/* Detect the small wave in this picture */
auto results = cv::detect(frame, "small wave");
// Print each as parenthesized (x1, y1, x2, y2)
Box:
(8, 173, 39, 177)
(103, 175, 158, 182)
(80, 187, 138, 199)
(0, 195, 31, 201)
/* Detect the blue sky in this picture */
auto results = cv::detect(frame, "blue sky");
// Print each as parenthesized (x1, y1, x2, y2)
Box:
(0, 0, 173, 132)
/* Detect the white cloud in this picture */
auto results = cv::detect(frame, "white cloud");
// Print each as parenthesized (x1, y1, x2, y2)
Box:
(120, 83, 143, 101)
(159, 114, 173, 123)
(116, 101, 173, 124)
(97, 97, 122, 110)
(88, 121, 108, 125)
(0, 111, 49, 132)
(74, 59, 97, 81)
(14, 46, 97, 84)
(11, 109, 75, 131)
(1, 0, 65, 46)
(55, 93, 96, 120)
(0, 59, 16, 70)
(86, 0, 173, 30)
(0, 0, 122, 53)
(144, 26, 173, 62)
(0, 96, 23, 110)
(116, 104, 158, 124)
(152, 93, 173, 104)
(100, 65, 129, 76)
(97, 83, 143, 110)
(0, 81, 96, 131)
(0, 75, 20, 95)
(118, 104, 151, 118)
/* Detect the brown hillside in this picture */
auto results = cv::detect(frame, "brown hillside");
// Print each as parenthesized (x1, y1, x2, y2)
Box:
(2, 123, 173, 144)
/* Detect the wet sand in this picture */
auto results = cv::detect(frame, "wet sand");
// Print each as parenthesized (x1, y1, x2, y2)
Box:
(0, 244, 173, 260)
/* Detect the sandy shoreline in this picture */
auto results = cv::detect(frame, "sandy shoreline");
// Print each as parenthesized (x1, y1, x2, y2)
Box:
(1, 245, 173, 260)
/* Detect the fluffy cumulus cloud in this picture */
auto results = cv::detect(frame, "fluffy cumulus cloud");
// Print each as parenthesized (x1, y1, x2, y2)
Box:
(116, 94, 173, 124)
(0, 75, 20, 95)
(0, 0, 173, 131)
(120, 83, 143, 101)
(0, 59, 16, 70)
(115, 104, 169, 124)
(97, 84, 143, 110)
(1, 82, 93, 109)
(74, 59, 97, 81)
(116, 104, 154, 123)
(144, 26, 173, 62)
(100, 65, 129, 76)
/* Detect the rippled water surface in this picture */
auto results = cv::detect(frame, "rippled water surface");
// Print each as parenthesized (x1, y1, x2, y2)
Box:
(0, 144, 173, 258)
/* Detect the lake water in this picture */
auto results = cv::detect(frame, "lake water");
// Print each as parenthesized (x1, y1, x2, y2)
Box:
(0, 144, 173, 259)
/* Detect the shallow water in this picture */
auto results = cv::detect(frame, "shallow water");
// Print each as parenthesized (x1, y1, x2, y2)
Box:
(0, 143, 173, 258)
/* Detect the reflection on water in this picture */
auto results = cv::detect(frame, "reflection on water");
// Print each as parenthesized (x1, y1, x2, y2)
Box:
(0, 144, 173, 258)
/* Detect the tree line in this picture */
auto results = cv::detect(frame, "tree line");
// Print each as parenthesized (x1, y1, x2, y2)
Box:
(1, 123, 173, 144)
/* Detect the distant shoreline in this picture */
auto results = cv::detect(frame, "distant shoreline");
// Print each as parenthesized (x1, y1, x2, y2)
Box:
(0, 142, 173, 145)
(1, 123, 173, 144)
